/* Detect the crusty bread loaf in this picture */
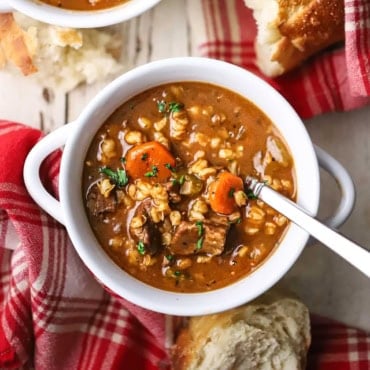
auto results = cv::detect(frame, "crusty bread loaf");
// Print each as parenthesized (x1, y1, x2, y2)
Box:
(244, 0, 345, 77)
(0, 13, 125, 92)
(171, 288, 310, 370)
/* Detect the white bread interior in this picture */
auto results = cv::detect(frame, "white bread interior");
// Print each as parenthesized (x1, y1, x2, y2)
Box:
(244, 0, 345, 77)
(172, 288, 311, 370)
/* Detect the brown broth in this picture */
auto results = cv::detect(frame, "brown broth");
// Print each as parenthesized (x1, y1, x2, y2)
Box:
(41, 0, 128, 11)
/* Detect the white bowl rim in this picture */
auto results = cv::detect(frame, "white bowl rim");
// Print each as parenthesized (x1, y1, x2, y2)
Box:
(59, 57, 320, 316)
(7, 0, 162, 28)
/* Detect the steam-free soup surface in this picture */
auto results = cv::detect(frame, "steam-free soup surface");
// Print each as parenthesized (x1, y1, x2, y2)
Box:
(83, 82, 295, 293)
(41, 0, 128, 11)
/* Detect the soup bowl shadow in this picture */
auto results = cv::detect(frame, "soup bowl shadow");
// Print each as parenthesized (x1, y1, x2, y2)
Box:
(23, 57, 354, 316)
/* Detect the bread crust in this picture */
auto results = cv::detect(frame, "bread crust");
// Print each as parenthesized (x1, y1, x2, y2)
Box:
(273, 0, 344, 71)
(245, 0, 345, 76)
(0, 14, 37, 75)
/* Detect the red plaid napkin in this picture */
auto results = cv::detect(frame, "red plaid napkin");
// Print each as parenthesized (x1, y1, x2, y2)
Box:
(0, 121, 170, 370)
(200, 0, 370, 118)
(1, 121, 370, 369)
(307, 316, 370, 370)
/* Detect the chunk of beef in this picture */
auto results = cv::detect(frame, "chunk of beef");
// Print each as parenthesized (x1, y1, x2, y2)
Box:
(168, 216, 230, 256)
(86, 185, 116, 217)
(164, 181, 182, 204)
(129, 199, 160, 255)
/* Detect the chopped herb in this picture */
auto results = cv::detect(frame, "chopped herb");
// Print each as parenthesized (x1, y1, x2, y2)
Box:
(168, 101, 184, 113)
(174, 270, 181, 277)
(144, 165, 158, 178)
(195, 221, 204, 237)
(228, 187, 235, 198)
(178, 175, 185, 185)
(165, 163, 176, 172)
(196, 237, 204, 250)
(196, 220, 204, 249)
(137, 241, 145, 255)
(246, 189, 258, 200)
(141, 152, 148, 161)
(120, 157, 126, 164)
(165, 254, 174, 261)
(171, 174, 185, 186)
(157, 100, 184, 114)
(228, 217, 242, 225)
(157, 100, 166, 113)
(99, 167, 128, 187)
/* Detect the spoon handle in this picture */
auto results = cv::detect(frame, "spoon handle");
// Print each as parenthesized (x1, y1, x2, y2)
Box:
(247, 179, 370, 278)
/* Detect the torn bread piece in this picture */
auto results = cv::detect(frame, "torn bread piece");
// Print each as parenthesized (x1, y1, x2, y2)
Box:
(0, 12, 125, 92)
(171, 288, 311, 370)
(0, 14, 37, 75)
(244, 0, 345, 77)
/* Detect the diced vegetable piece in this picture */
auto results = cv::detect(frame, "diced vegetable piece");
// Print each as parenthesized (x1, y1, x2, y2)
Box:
(208, 172, 244, 214)
(125, 141, 175, 182)
(179, 174, 203, 196)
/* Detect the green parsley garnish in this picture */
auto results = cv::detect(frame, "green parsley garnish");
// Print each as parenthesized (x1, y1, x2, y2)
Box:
(157, 100, 184, 115)
(229, 217, 242, 225)
(168, 102, 184, 113)
(137, 241, 145, 255)
(120, 157, 126, 164)
(144, 165, 158, 178)
(165, 163, 176, 172)
(141, 152, 148, 161)
(171, 174, 185, 186)
(246, 189, 258, 200)
(196, 237, 204, 250)
(228, 187, 235, 198)
(165, 254, 174, 261)
(174, 270, 181, 277)
(195, 221, 204, 237)
(157, 100, 166, 113)
(195, 221, 204, 250)
(99, 167, 128, 187)
(178, 175, 185, 185)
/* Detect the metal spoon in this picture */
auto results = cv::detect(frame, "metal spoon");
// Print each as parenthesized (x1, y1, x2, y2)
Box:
(245, 176, 370, 278)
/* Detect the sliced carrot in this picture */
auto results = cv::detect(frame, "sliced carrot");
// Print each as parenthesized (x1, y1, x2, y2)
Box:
(125, 141, 175, 182)
(208, 172, 244, 214)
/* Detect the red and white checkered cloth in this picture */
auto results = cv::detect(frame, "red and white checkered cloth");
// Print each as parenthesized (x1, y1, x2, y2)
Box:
(200, 0, 370, 118)
(0, 121, 170, 370)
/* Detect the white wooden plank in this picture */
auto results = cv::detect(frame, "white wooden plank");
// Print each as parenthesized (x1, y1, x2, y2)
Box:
(150, 0, 189, 59)
(0, 71, 66, 131)
(186, 0, 208, 56)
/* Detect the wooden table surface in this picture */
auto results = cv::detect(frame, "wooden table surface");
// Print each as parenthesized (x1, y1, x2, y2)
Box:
(1, 0, 369, 331)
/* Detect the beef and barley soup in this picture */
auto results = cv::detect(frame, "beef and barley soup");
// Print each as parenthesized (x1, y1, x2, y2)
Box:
(82, 82, 295, 293)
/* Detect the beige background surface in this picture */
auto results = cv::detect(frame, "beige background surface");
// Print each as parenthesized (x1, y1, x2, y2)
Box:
(0, 0, 369, 331)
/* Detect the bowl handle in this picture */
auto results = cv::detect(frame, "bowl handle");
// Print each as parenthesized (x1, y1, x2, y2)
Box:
(23, 122, 76, 225)
(0, 1, 13, 12)
(314, 144, 355, 229)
